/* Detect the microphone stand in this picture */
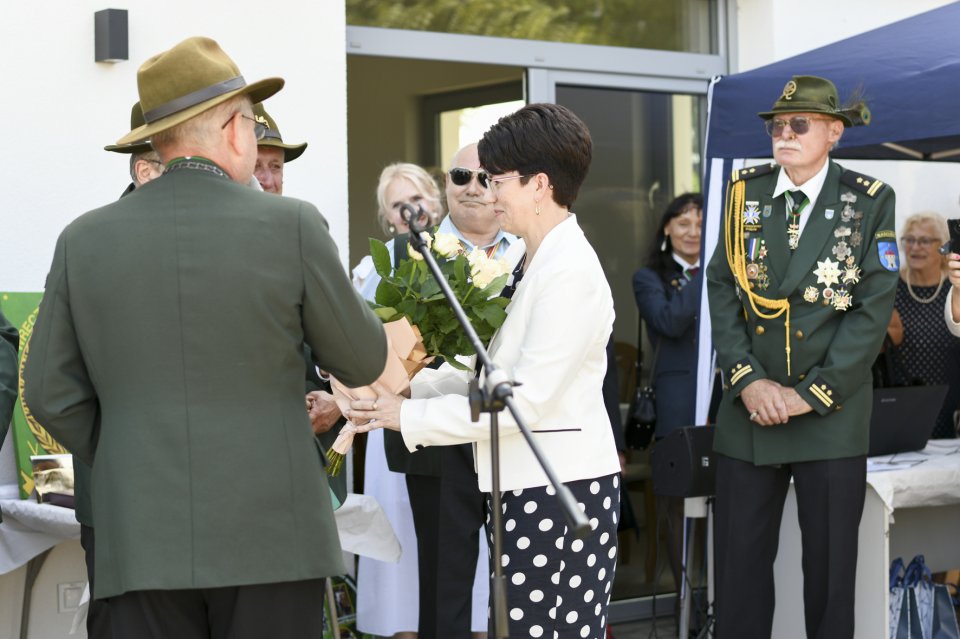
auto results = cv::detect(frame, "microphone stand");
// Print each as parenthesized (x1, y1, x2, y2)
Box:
(400, 204, 591, 639)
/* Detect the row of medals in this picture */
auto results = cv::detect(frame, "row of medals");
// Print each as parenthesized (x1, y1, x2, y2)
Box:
(741, 192, 864, 312)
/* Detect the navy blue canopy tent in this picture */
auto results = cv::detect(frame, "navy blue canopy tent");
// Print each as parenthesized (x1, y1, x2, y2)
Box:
(706, 2, 960, 164)
(695, 2, 960, 423)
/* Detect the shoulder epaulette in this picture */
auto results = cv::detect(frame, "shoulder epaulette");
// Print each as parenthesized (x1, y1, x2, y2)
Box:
(840, 169, 886, 198)
(731, 163, 776, 183)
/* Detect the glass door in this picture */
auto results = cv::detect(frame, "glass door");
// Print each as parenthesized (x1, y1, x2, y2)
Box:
(529, 70, 708, 620)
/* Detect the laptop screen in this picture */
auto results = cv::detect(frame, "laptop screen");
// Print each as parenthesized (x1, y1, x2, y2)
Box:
(868, 385, 949, 457)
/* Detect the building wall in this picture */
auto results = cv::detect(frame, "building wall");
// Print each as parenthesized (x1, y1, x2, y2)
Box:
(735, 0, 955, 72)
(0, 1, 348, 292)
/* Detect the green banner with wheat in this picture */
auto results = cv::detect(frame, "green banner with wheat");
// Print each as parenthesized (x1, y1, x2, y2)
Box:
(1, 292, 67, 499)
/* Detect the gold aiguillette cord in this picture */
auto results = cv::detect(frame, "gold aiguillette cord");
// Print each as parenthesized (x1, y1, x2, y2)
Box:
(724, 180, 792, 376)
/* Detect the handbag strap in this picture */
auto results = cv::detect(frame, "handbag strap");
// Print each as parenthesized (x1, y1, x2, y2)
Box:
(635, 317, 662, 385)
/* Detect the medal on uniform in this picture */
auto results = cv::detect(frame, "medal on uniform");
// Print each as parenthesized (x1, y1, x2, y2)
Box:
(788, 223, 801, 250)
(756, 266, 770, 291)
(841, 205, 855, 223)
(803, 286, 819, 303)
(762, 205, 772, 218)
(825, 208, 835, 220)
(743, 202, 761, 225)
(832, 288, 852, 311)
(832, 241, 852, 261)
(746, 263, 760, 279)
(842, 265, 861, 285)
(850, 231, 863, 248)
(814, 258, 841, 287)
(822, 287, 835, 301)
(834, 226, 851, 238)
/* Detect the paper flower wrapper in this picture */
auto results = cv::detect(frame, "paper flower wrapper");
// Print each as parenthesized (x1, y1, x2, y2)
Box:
(325, 317, 434, 476)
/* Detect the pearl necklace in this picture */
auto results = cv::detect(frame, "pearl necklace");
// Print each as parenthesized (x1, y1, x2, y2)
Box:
(905, 271, 946, 304)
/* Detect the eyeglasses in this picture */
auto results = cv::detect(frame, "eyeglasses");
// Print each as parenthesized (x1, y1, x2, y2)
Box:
(901, 236, 939, 248)
(764, 115, 834, 138)
(487, 174, 532, 193)
(449, 167, 490, 188)
(221, 113, 267, 140)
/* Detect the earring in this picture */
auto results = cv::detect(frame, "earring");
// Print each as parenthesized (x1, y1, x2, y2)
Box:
(661, 237, 668, 251)
(535, 200, 541, 216)
(388, 224, 396, 235)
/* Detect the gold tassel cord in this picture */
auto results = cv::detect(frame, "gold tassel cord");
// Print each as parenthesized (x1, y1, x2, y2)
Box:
(724, 179, 792, 376)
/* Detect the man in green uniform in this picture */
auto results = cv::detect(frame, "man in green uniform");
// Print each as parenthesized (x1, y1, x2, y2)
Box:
(706, 75, 898, 638)
(23, 36, 387, 639)
(251, 103, 306, 195)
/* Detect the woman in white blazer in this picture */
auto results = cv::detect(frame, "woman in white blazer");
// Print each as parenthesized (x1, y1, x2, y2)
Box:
(349, 103, 621, 639)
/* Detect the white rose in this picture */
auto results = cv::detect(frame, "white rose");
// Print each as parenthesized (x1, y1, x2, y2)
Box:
(466, 247, 486, 269)
(406, 232, 432, 261)
(432, 233, 463, 258)
(471, 256, 509, 290)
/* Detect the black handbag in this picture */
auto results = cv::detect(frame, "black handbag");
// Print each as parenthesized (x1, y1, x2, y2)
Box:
(625, 320, 660, 450)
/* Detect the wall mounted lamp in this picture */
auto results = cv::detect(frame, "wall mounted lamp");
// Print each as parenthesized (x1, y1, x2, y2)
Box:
(95, 9, 128, 63)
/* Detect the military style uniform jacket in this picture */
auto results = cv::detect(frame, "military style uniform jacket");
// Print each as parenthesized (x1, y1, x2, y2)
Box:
(706, 161, 898, 465)
(23, 162, 388, 599)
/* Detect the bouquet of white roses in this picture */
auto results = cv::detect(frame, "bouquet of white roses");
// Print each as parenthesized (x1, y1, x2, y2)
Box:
(370, 231, 512, 370)
(324, 231, 512, 476)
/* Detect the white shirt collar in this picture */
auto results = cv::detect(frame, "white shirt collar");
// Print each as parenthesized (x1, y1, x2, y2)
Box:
(772, 157, 830, 209)
(672, 252, 699, 271)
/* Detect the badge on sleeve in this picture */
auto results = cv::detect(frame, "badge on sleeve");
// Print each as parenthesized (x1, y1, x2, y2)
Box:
(878, 241, 900, 271)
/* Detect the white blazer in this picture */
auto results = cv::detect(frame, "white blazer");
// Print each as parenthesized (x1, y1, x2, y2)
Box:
(400, 215, 621, 491)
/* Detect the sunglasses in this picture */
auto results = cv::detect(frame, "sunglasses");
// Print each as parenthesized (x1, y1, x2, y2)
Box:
(449, 167, 490, 188)
(764, 115, 834, 138)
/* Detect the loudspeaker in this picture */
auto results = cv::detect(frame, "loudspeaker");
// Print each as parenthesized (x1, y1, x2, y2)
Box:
(652, 426, 716, 497)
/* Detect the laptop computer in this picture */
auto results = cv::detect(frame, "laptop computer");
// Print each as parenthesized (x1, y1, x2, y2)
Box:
(868, 384, 949, 457)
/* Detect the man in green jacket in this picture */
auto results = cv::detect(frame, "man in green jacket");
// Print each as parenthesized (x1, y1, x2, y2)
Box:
(23, 36, 387, 639)
(69, 100, 167, 639)
(707, 76, 898, 638)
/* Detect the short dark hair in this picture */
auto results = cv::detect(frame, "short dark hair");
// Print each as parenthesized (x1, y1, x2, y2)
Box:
(646, 192, 703, 277)
(478, 103, 592, 208)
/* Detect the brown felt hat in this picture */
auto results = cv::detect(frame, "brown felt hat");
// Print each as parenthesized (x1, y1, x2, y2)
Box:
(105, 102, 153, 154)
(254, 103, 307, 163)
(758, 75, 871, 127)
(115, 36, 284, 146)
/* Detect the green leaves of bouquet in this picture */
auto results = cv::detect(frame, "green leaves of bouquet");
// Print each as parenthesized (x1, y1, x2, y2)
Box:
(368, 232, 512, 371)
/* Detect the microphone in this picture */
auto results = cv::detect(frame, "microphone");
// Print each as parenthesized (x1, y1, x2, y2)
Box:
(398, 202, 430, 234)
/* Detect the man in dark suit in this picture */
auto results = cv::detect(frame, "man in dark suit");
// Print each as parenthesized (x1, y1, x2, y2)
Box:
(23, 36, 386, 639)
(707, 75, 898, 638)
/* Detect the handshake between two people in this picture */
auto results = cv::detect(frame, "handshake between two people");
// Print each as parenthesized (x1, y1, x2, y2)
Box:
(742, 378, 813, 426)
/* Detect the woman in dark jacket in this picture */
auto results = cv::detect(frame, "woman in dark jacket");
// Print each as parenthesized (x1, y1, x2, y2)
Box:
(632, 192, 703, 596)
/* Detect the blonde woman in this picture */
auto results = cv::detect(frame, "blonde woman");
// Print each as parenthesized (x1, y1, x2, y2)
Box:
(888, 212, 960, 437)
(352, 162, 444, 297)
(353, 162, 444, 639)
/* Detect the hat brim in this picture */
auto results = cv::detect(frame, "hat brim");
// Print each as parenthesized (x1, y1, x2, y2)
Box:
(114, 76, 285, 146)
(259, 139, 308, 163)
(104, 141, 154, 154)
(757, 105, 852, 127)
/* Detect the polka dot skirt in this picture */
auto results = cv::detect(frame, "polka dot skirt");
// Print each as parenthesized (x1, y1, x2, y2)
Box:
(485, 473, 620, 638)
